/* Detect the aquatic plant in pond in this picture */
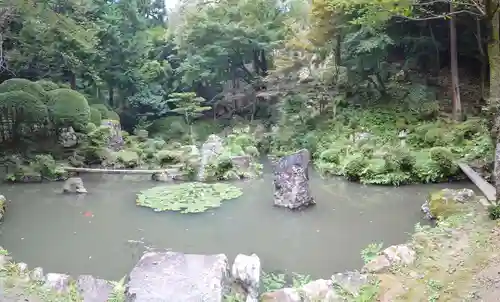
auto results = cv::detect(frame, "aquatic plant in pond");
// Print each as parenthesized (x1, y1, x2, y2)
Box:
(136, 182, 243, 213)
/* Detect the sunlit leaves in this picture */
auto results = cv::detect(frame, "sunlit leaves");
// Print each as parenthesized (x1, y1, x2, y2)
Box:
(173, 0, 289, 86)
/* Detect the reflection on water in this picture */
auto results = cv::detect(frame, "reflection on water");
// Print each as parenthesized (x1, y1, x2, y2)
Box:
(0, 171, 476, 280)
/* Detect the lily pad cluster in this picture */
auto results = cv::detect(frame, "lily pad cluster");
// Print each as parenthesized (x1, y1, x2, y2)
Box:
(136, 182, 243, 213)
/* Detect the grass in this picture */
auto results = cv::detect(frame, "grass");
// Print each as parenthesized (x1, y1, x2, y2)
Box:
(0, 248, 126, 302)
(375, 201, 498, 301)
(0, 261, 82, 301)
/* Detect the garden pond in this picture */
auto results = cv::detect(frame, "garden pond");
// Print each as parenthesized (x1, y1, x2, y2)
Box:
(0, 167, 476, 281)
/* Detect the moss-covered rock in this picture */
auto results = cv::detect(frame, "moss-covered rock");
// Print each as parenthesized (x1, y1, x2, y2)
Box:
(422, 188, 475, 220)
(47, 89, 91, 131)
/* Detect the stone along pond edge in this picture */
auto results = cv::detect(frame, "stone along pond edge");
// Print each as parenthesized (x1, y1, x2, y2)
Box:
(0, 187, 492, 301)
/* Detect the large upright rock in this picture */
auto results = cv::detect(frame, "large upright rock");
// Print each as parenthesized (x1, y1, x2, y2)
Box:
(59, 126, 78, 148)
(198, 135, 224, 181)
(0, 195, 5, 222)
(62, 177, 87, 194)
(101, 119, 124, 151)
(125, 251, 229, 302)
(272, 149, 314, 209)
(231, 254, 260, 302)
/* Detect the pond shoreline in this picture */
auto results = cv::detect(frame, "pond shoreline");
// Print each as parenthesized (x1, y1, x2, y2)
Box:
(0, 187, 495, 301)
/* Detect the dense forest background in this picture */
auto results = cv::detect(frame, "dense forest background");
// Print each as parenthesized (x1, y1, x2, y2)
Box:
(0, 0, 492, 127)
(0, 0, 499, 189)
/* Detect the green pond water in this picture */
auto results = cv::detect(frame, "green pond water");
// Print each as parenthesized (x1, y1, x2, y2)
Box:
(0, 169, 475, 280)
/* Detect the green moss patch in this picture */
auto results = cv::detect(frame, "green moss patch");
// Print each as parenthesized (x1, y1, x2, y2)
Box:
(136, 182, 243, 213)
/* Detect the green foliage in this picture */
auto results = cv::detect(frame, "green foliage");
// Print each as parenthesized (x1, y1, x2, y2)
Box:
(174, 0, 287, 85)
(274, 104, 490, 185)
(35, 80, 60, 91)
(0, 91, 49, 122)
(136, 182, 243, 213)
(48, 89, 91, 131)
(85, 123, 97, 133)
(0, 78, 47, 103)
(107, 111, 120, 122)
(75, 126, 112, 164)
(167, 92, 211, 125)
(261, 272, 286, 292)
(30, 154, 67, 180)
(149, 116, 190, 141)
(91, 104, 110, 120)
(361, 242, 383, 264)
(156, 150, 184, 166)
(90, 107, 102, 125)
(115, 150, 139, 168)
(487, 205, 500, 220)
(427, 190, 468, 220)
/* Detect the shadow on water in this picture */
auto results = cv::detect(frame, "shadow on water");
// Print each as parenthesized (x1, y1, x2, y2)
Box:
(0, 166, 477, 280)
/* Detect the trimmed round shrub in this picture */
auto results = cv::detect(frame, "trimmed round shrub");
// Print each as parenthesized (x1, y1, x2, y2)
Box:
(0, 91, 48, 122)
(36, 80, 59, 91)
(107, 110, 120, 121)
(0, 78, 47, 103)
(47, 89, 91, 131)
(58, 83, 71, 89)
(429, 147, 455, 173)
(85, 122, 97, 133)
(319, 148, 342, 164)
(91, 104, 109, 119)
(90, 107, 102, 125)
(149, 116, 189, 140)
(343, 155, 366, 181)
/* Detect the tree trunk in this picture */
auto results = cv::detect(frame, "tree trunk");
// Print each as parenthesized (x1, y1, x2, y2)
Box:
(69, 72, 76, 90)
(488, 8, 500, 202)
(108, 85, 114, 108)
(449, 3, 462, 121)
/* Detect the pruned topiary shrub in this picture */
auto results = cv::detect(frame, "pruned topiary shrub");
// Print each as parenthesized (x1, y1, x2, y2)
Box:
(30, 154, 67, 181)
(0, 78, 47, 103)
(107, 110, 120, 121)
(149, 116, 189, 141)
(429, 147, 456, 175)
(156, 150, 183, 166)
(90, 104, 110, 120)
(84, 122, 97, 134)
(136, 182, 243, 213)
(90, 107, 102, 125)
(47, 89, 91, 131)
(35, 80, 59, 91)
(342, 155, 366, 181)
(115, 150, 139, 168)
(0, 91, 49, 123)
(75, 126, 112, 165)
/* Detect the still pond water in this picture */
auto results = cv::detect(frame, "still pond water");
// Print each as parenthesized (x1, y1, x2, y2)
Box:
(0, 169, 475, 281)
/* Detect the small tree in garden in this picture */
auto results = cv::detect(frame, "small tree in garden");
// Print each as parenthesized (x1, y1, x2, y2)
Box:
(166, 92, 211, 143)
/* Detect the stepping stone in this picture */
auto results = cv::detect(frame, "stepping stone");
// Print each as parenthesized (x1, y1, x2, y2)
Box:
(125, 251, 229, 302)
